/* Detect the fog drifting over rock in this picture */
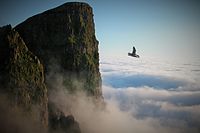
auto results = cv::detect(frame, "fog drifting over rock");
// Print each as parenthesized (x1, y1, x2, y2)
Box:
(45, 56, 200, 133)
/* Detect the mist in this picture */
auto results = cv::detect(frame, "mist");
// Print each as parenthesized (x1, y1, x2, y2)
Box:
(1, 55, 199, 133)
(0, 94, 47, 133)
(46, 64, 200, 133)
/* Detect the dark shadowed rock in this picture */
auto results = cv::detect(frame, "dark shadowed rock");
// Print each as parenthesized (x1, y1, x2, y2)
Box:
(15, 2, 102, 97)
(60, 115, 81, 133)
(0, 2, 102, 133)
(0, 25, 48, 127)
(48, 104, 81, 133)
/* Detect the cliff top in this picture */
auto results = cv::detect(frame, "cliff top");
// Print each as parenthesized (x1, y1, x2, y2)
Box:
(45, 2, 92, 12)
(56, 2, 92, 8)
(16, 2, 93, 25)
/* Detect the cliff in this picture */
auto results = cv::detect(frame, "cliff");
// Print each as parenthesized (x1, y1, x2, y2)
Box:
(15, 2, 102, 97)
(0, 2, 101, 133)
(0, 25, 48, 126)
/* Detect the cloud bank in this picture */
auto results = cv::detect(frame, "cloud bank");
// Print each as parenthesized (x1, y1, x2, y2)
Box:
(1, 55, 199, 133)
(48, 74, 199, 133)
(100, 56, 200, 133)
(44, 56, 200, 133)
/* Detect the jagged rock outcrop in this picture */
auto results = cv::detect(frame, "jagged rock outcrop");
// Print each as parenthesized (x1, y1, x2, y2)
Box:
(15, 2, 102, 97)
(0, 25, 48, 126)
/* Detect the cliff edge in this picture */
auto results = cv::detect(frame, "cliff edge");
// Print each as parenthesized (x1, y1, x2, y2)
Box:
(15, 2, 102, 97)
(0, 2, 101, 133)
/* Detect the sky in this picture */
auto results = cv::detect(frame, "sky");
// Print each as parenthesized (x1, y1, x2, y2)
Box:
(0, 0, 200, 61)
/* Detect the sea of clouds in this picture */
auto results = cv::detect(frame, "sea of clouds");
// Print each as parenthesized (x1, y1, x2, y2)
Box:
(2, 55, 199, 133)
(100, 55, 200, 133)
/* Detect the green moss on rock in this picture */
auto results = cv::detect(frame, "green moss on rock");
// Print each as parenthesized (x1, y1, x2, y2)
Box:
(0, 25, 48, 127)
(15, 2, 102, 97)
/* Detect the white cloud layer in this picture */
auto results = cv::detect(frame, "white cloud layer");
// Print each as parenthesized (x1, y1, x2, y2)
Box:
(100, 56, 200, 132)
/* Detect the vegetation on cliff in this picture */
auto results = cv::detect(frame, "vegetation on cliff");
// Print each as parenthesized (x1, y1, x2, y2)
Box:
(0, 2, 101, 133)
(0, 25, 48, 126)
(15, 2, 102, 97)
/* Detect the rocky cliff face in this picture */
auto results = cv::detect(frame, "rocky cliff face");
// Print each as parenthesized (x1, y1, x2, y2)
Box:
(0, 25, 48, 126)
(0, 2, 101, 133)
(15, 2, 102, 97)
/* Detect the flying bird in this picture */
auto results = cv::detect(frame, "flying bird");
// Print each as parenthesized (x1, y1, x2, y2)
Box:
(128, 46, 140, 58)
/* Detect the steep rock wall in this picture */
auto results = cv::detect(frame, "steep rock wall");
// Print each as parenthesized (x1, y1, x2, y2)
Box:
(0, 25, 48, 126)
(15, 2, 102, 97)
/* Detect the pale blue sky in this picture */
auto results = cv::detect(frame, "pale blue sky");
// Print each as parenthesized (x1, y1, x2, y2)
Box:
(1, 0, 200, 61)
